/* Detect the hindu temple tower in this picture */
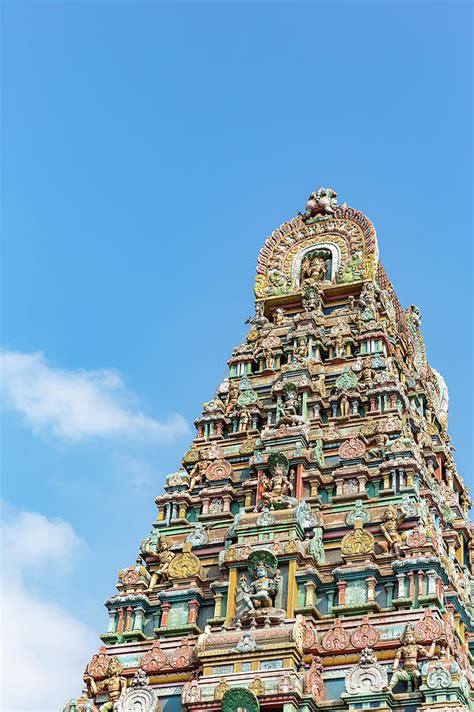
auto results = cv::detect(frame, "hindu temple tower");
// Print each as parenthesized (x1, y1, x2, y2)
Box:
(64, 188, 474, 712)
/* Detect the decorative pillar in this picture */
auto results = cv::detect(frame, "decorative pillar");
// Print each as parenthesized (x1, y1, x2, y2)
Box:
(226, 569, 238, 623)
(367, 576, 376, 603)
(214, 591, 223, 618)
(351, 399, 359, 415)
(107, 609, 117, 633)
(385, 581, 394, 607)
(178, 502, 187, 519)
(188, 599, 199, 625)
(117, 607, 125, 636)
(396, 572, 406, 599)
(408, 571, 415, 601)
(125, 606, 133, 632)
(427, 570, 436, 596)
(417, 570, 424, 597)
(160, 601, 171, 627)
(134, 607, 145, 632)
(196, 424, 204, 439)
(337, 580, 347, 606)
(327, 589, 335, 614)
(286, 560, 297, 617)
(153, 609, 161, 629)
(304, 581, 316, 608)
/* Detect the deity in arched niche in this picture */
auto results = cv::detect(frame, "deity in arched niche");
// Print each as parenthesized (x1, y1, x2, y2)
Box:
(301, 250, 332, 287)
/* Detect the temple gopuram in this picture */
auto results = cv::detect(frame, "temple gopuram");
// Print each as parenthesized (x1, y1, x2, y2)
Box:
(64, 188, 474, 712)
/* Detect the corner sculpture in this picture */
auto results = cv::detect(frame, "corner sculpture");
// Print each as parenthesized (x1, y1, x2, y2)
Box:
(63, 188, 473, 712)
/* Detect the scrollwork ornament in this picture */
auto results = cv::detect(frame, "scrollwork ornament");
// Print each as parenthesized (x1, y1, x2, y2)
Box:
(140, 642, 168, 673)
(206, 459, 232, 481)
(350, 616, 380, 648)
(168, 543, 201, 579)
(426, 663, 452, 690)
(339, 437, 366, 460)
(321, 619, 349, 651)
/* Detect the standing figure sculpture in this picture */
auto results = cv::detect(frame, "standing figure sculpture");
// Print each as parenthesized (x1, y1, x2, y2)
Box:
(85, 658, 127, 712)
(384, 624, 436, 692)
(188, 450, 209, 493)
(380, 506, 406, 558)
(224, 380, 240, 415)
(148, 537, 175, 589)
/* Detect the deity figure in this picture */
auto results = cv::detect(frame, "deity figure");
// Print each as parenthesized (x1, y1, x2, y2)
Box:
(188, 450, 209, 493)
(239, 552, 280, 612)
(303, 187, 338, 220)
(341, 250, 364, 283)
(273, 308, 285, 325)
(266, 269, 290, 295)
(294, 337, 309, 363)
(257, 452, 295, 511)
(359, 282, 378, 317)
(334, 331, 346, 358)
(313, 373, 326, 399)
(85, 658, 127, 712)
(379, 506, 406, 558)
(302, 285, 323, 313)
(279, 383, 304, 425)
(148, 537, 175, 589)
(238, 406, 251, 432)
(301, 251, 330, 287)
(340, 393, 350, 418)
(224, 380, 240, 415)
(384, 624, 436, 692)
(366, 428, 388, 459)
(182, 678, 200, 703)
(313, 439, 325, 468)
(214, 678, 230, 701)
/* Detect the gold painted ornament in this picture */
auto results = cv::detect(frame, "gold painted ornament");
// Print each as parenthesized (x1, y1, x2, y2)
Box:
(168, 543, 201, 579)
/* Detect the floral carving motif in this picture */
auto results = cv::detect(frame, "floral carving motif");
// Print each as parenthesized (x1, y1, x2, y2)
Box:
(86, 646, 110, 679)
(140, 641, 168, 673)
(341, 519, 374, 556)
(321, 619, 349, 651)
(168, 543, 201, 579)
(304, 656, 326, 700)
(169, 638, 195, 668)
(339, 438, 366, 460)
(303, 620, 317, 649)
(415, 608, 443, 642)
(206, 459, 232, 481)
(351, 616, 380, 648)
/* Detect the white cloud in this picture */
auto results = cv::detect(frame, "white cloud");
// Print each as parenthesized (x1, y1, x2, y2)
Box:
(0, 350, 189, 441)
(0, 508, 97, 712)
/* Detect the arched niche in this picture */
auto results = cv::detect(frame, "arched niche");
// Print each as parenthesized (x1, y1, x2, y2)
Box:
(291, 242, 341, 288)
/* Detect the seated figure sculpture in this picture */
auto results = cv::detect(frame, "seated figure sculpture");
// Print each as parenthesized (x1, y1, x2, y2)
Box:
(239, 550, 281, 616)
(257, 452, 296, 511)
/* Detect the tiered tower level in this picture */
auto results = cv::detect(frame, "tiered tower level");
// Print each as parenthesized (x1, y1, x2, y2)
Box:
(66, 189, 474, 712)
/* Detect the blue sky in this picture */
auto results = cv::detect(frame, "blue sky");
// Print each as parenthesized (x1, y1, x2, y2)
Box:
(1, 1, 472, 709)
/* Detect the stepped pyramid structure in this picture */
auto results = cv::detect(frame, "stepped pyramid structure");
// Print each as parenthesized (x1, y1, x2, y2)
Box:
(65, 188, 474, 712)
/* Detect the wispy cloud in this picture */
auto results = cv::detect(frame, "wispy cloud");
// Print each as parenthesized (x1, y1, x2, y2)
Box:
(0, 350, 189, 441)
(0, 506, 96, 711)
